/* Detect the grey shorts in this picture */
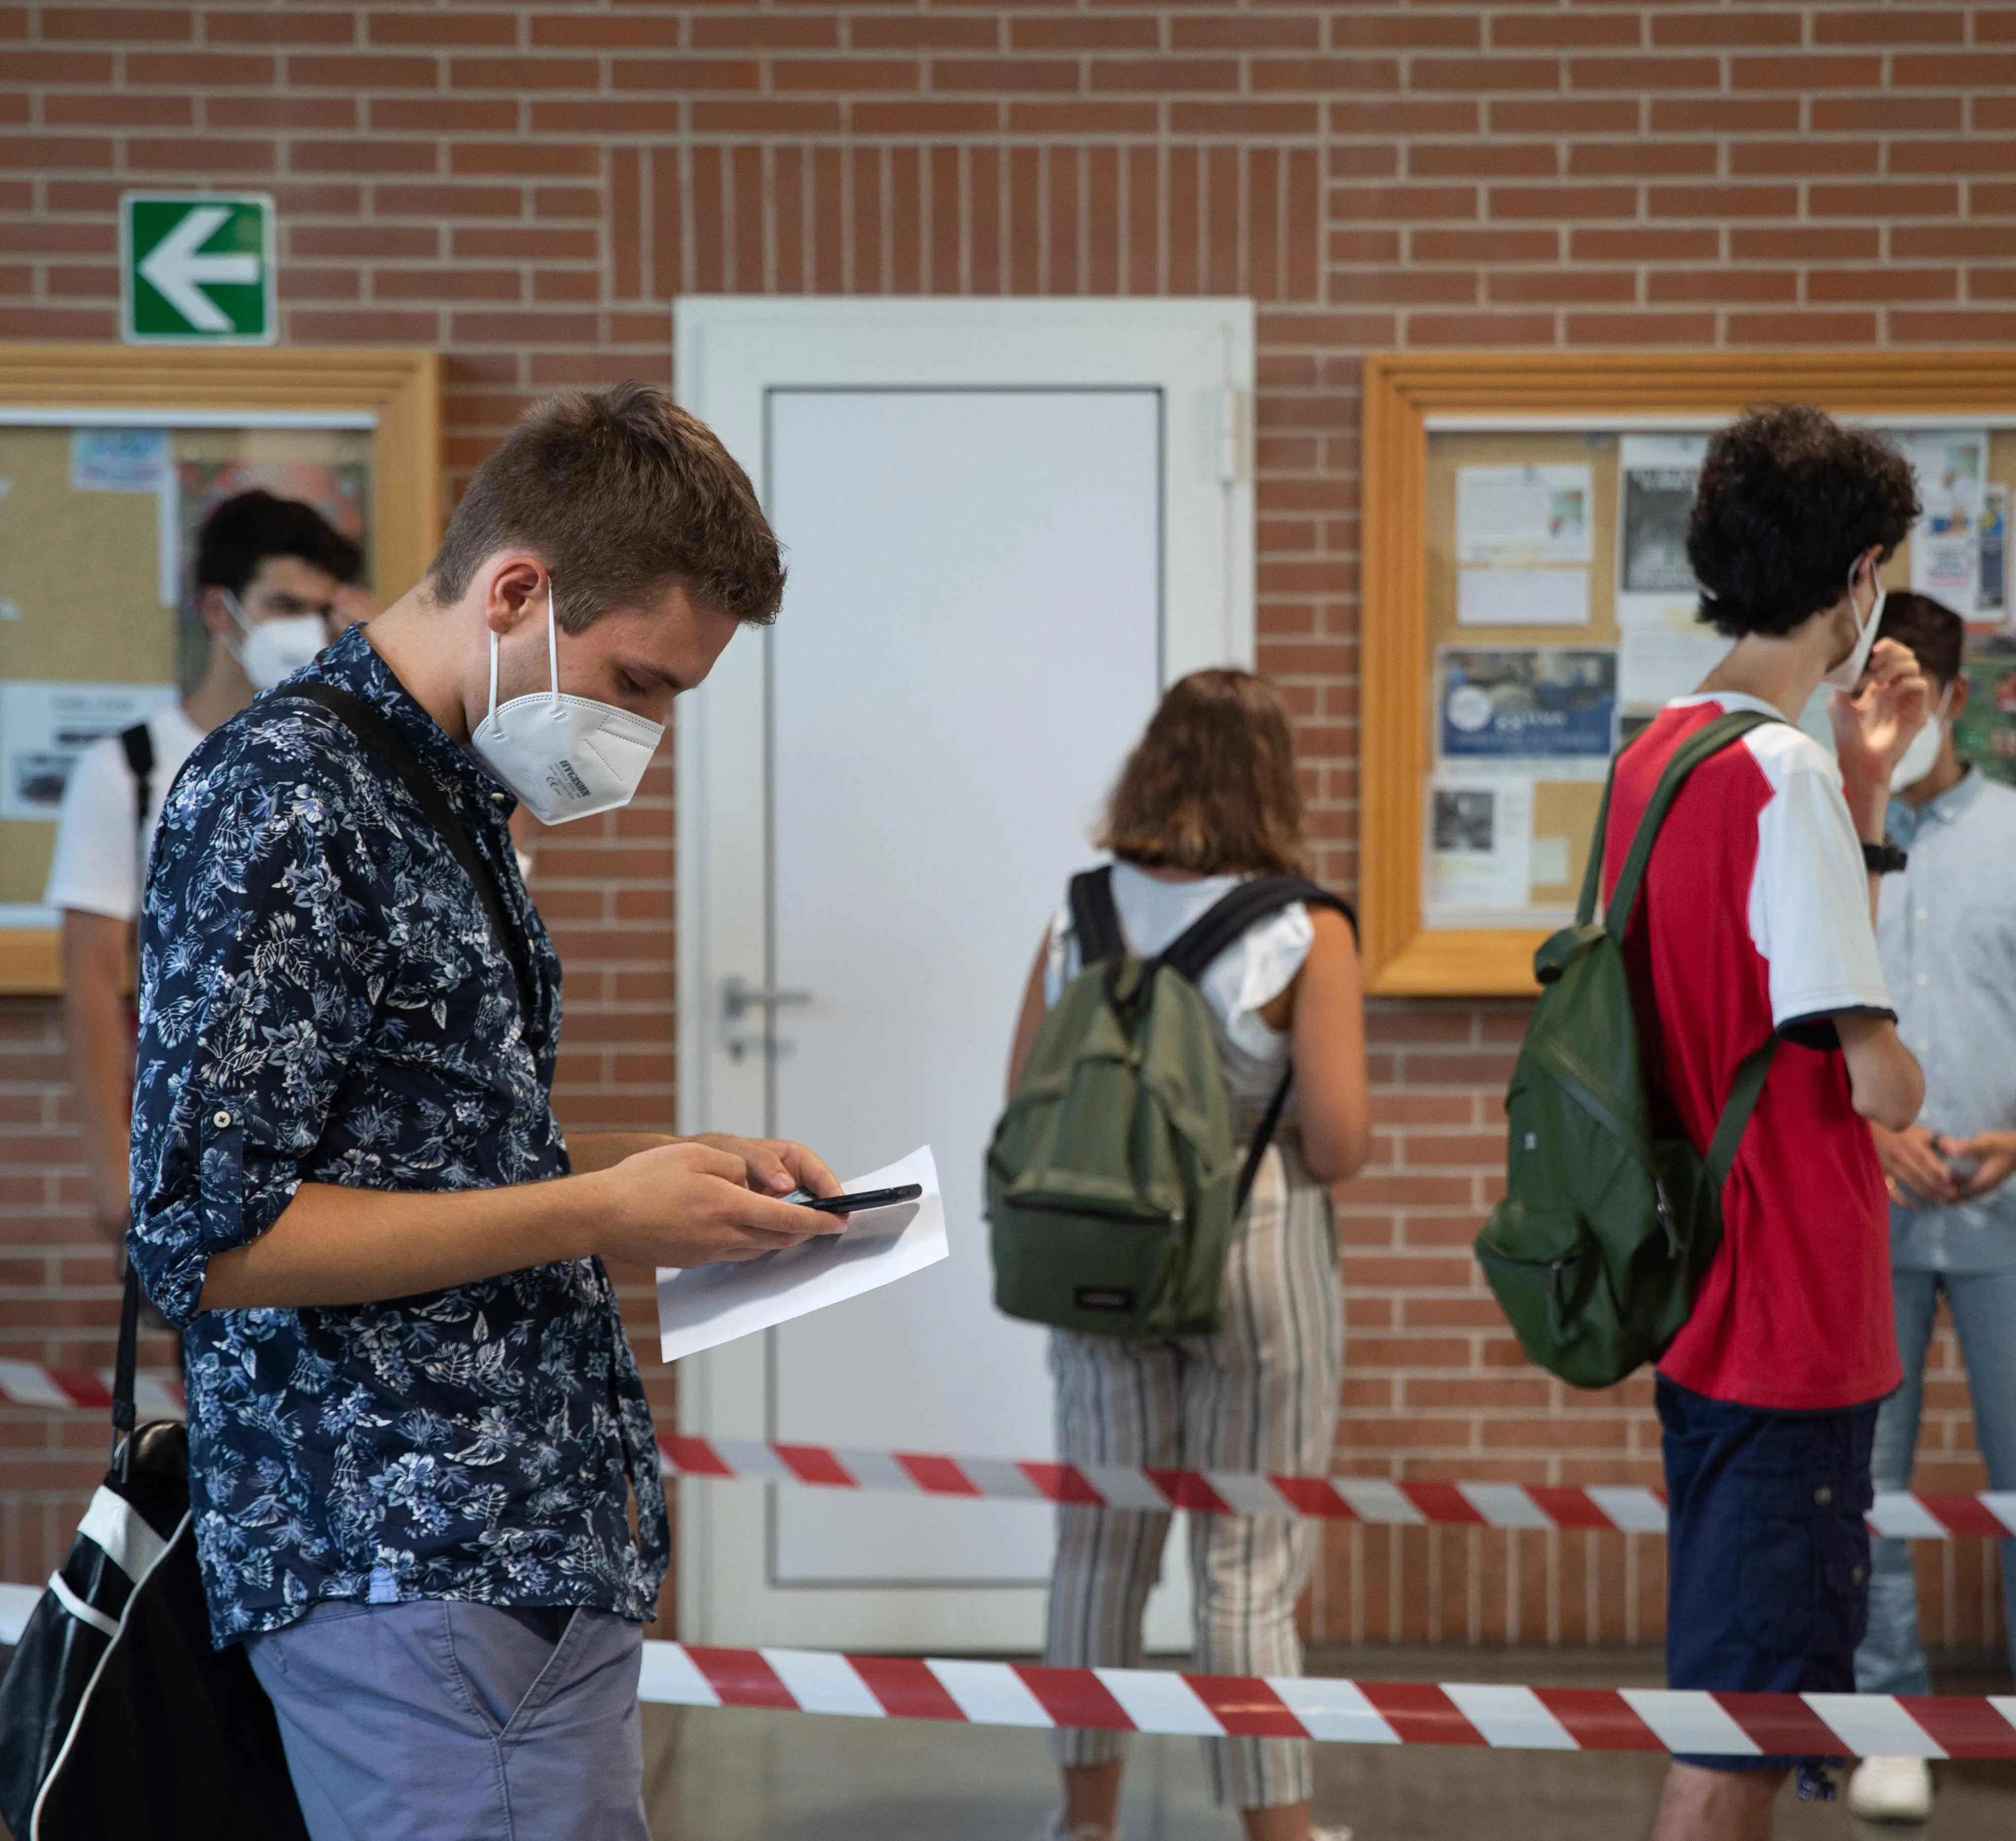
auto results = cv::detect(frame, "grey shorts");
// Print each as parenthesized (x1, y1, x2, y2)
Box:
(245, 1599, 649, 1841)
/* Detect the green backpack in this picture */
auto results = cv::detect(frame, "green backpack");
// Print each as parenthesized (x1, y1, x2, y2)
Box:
(988, 869, 1354, 1339)
(1474, 710, 1780, 1389)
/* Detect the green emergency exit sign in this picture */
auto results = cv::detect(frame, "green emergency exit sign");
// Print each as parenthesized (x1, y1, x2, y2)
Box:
(119, 192, 276, 345)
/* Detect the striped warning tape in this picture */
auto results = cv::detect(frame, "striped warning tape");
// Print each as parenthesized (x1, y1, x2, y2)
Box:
(660, 1433, 2016, 1542)
(640, 1642, 2016, 1759)
(8, 1364, 2012, 1543)
(0, 1579, 2002, 1760)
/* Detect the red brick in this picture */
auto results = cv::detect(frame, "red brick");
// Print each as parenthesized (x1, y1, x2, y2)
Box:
(451, 142, 600, 178)
(291, 139, 438, 176)
(289, 53, 440, 89)
(44, 93, 191, 128)
(1489, 13, 1639, 51)
(1412, 142, 1558, 180)
(125, 52, 272, 85)
(1806, 267, 1958, 303)
(1732, 54, 1883, 90)
(1810, 181, 1960, 218)
(934, 57, 1081, 93)
(207, 8, 355, 44)
(207, 96, 356, 131)
(1813, 95, 1963, 133)
(1328, 98, 1480, 136)
(1176, 16, 1318, 53)
(1092, 57, 1242, 94)
(1564, 309, 1718, 344)
(1648, 184, 1799, 220)
(1814, 7, 1966, 45)
(1569, 55, 1721, 91)
(1892, 224, 2016, 260)
(613, 57, 760, 91)
(1170, 102, 1319, 137)
(1891, 308, 2016, 343)
(1648, 268, 1797, 305)
(1487, 184, 1638, 221)
(1408, 56, 1562, 94)
(1487, 97, 1640, 136)
(1407, 310, 1557, 346)
(850, 17, 997, 52)
(1729, 139, 1881, 177)
(1890, 138, 2016, 176)
(1893, 53, 2016, 87)
(1651, 10, 1805, 47)
(1329, 183, 1479, 223)
(774, 57, 921, 93)
(1724, 308, 1882, 344)
(1010, 16, 1158, 51)
(449, 55, 601, 90)
(373, 98, 517, 134)
(1729, 224, 1879, 261)
(1487, 269, 1636, 306)
(368, 11, 518, 49)
(37, 8, 190, 43)
(1649, 96, 1802, 134)
(1411, 227, 1558, 263)
(1567, 140, 1719, 179)
(5, 49, 112, 80)
(128, 136, 278, 173)
(530, 14, 687, 49)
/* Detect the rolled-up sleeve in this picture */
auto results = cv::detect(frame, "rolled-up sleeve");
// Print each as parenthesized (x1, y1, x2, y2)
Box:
(127, 746, 383, 1327)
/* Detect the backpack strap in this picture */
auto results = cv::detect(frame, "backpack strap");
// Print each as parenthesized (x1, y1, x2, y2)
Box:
(1068, 868, 1126, 967)
(1158, 875, 1358, 1220)
(119, 721, 155, 880)
(1599, 710, 1780, 940)
(1706, 1036, 1777, 1192)
(255, 683, 531, 1020)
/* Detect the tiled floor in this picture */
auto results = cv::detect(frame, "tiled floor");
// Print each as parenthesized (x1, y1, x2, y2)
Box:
(640, 1648, 2016, 1841)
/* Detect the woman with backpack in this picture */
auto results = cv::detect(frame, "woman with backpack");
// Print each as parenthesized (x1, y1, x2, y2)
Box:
(1002, 669, 1370, 1841)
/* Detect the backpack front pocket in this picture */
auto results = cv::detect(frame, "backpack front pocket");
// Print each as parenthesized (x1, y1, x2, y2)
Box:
(989, 1196, 1181, 1337)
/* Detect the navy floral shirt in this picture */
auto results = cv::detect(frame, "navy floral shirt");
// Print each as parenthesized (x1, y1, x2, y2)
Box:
(128, 623, 668, 1644)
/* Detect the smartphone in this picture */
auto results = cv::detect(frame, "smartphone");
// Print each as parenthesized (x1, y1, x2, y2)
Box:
(786, 1182, 922, 1216)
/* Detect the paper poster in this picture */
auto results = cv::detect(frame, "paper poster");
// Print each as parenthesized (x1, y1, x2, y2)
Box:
(1896, 429, 1988, 603)
(1456, 566, 1590, 627)
(657, 1145, 948, 1362)
(1978, 484, 2007, 623)
(1424, 775, 1534, 917)
(69, 429, 169, 494)
(1616, 435, 1708, 631)
(0, 680, 178, 820)
(1438, 646, 1616, 774)
(1617, 628, 1733, 711)
(1456, 464, 1593, 568)
(1529, 835, 1571, 888)
(1955, 648, 2016, 787)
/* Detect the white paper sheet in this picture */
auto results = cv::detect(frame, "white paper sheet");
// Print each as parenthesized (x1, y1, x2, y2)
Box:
(1617, 628, 1732, 711)
(1456, 464, 1593, 567)
(1615, 434, 1708, 631)
(1423, 773, 1533, 919)
(656, 1144, 948, 1363)
(1896, 428, 1988, 602)
(1456, 565, 1590, 627)
(0, 679, 179, 821)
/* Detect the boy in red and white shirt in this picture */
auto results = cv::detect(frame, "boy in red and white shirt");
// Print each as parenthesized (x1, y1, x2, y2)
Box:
(1610, 406, 1929, 1841)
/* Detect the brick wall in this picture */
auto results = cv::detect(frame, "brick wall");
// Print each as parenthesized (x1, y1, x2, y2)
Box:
(4, 1, 2013, 1654)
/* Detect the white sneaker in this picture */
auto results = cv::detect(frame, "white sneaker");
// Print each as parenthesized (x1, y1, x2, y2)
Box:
(1036, 1818, 1112, 1841)
(1846, 1755, 1933, 1823)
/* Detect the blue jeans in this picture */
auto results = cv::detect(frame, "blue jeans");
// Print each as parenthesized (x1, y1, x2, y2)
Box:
(246, 1600, 650, 1841)
(1854, 1266, 2016, 1696)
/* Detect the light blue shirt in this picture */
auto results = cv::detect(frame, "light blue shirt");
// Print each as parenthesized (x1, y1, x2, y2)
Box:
(1878, 769, 2016, 1272)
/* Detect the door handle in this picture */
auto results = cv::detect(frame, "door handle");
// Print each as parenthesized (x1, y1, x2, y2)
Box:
(722, 977, 812, 1059)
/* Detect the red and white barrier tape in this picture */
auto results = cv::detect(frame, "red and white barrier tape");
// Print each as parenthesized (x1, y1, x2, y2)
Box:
(642, 1641, 2016, 1759)
(659, 1434, 2016, 1543)
(0, 1575, 2000, 1759)
(0, 1360, 184, 1419)
(6, 1364, 2010, 1544)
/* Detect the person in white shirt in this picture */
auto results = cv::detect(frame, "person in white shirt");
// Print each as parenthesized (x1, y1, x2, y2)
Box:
(47, 490, 369, 1244)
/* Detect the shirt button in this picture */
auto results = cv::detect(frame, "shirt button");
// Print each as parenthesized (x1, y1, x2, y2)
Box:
(212, 1109, 232, 1128)
(1813, 1485, 1833, 1506)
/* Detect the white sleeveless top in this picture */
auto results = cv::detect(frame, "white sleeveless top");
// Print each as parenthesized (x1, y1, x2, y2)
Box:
(1042, 862, 1313, 1122)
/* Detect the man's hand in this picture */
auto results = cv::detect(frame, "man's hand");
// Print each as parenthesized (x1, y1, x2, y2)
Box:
(686, 1132, 844, 1204)
(1940, 1129, 2016, 1202)
(1830, 637, 1930, 821)
(589, 1139, 844, 1270)
(1873, 1122, 1960, 1208)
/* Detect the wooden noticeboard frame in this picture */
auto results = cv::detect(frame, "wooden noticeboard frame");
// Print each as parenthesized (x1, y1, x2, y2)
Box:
(1360, 349, 2016, 999)
(0, 345, 440, 994)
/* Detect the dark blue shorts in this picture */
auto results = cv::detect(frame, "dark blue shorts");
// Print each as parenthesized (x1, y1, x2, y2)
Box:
(1658, 1375, 1879, 1776)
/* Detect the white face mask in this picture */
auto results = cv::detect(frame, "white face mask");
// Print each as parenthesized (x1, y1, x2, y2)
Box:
(469, 582, 665, 825)
(1890, 684, 1953, 790)
(1821, 558, 1886, 692)
(225, 590, 328, 693)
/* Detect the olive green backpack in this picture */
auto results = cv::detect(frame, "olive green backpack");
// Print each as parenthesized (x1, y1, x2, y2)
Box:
(988, 870, 1354, 1339)
(1474, 710, 1780, 1389)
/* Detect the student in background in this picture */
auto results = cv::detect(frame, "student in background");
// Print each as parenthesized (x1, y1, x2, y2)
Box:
(1614, 405, 1928, 1841)
(47, 490, 367, 1247)
(1847, 592, 2016, 1826)
(1005, 670, 1371, 1841)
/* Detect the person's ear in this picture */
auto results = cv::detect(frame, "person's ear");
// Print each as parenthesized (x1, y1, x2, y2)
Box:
(482, 556, 548, 637)
(195, 585, 232, 634)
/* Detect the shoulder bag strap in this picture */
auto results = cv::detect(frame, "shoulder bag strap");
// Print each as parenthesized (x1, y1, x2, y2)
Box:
(1159, 874, 1357, 1219)
(119, 720, 156, 887)
(1705, 1036, 1778, 1193)
(1067, 867, 1126, 967)
(112, 1264, 140, 1469)
(259, 683, 531, 1019)
(1604, 710, 1779, 940)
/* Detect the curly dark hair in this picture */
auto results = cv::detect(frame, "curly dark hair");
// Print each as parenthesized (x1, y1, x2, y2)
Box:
(1686, 404, 1919, 639)
(427, 381, 783, 631)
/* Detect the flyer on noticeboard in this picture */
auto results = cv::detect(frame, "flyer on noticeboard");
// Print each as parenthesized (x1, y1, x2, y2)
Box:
(1437, 646, 1617, 777)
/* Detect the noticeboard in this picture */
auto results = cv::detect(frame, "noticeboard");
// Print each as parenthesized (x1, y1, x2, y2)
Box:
(0, 345, 439, 993)
(1361, 351, 2016, 998)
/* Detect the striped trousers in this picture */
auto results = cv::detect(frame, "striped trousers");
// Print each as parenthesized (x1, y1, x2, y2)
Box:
(1043, 1137, 1343, 1810)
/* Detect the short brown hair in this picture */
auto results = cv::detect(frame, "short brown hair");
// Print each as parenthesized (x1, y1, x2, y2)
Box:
(427, 382, 783, 630)
(1878, 590, 1965, 686)
(1098, 669, 1310, 878)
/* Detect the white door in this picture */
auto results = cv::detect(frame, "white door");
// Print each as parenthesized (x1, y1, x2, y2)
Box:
(675, 300, 1253, 1651)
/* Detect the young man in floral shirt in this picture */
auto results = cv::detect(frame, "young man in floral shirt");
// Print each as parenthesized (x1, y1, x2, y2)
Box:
(131, 385, 843, 1838)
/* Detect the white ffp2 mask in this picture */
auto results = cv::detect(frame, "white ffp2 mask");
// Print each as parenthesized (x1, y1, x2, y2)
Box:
(1890, 684, 1953, 790)
(1822, 560, 1886, 692)
(469, 583, 664, 825)
(226, 590, 328, 693)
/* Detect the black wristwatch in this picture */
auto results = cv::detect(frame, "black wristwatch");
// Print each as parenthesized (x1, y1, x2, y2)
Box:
(1862, 838, 1909, 875)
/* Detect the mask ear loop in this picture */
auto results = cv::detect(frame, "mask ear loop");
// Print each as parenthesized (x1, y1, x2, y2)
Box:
(484, 618, 501, 736)
(547, 577, 564, 720)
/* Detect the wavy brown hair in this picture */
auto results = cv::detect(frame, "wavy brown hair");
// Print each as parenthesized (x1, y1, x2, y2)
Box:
(1098, 669, 1310, 878)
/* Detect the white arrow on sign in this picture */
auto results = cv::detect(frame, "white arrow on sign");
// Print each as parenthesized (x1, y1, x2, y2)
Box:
(137, 204, 260, 333)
